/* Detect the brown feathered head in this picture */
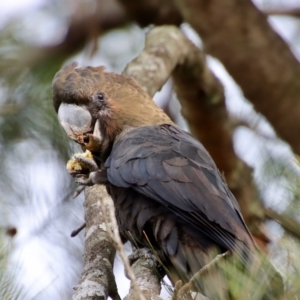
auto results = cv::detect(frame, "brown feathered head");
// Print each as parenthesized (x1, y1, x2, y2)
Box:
(52, 63, 172, 156)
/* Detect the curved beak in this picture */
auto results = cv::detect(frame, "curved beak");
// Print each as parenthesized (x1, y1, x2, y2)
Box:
(58, 103, 92, 141)
(58, 103, 102, 151)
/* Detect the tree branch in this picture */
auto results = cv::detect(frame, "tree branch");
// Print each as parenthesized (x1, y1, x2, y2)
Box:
(123, 255, 163, 300)
(175, 0, 300, 155)
(72, 185, 121, 300)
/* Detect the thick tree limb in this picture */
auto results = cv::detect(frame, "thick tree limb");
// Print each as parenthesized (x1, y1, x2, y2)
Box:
(175, 0, 300, 156)
(125, 25, 267, 246)
(117, 0, 182, 26)
(123, 255, 162, 300)
(72, 185, 121, 300)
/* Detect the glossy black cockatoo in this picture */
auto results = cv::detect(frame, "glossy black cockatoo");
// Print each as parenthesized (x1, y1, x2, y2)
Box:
(52, 63, 257, 287)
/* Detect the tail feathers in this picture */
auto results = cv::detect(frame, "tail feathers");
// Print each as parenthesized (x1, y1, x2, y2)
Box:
(167, 237, 230, 299)
(159, 224, 215, 282)
(154, 222, 283, 300)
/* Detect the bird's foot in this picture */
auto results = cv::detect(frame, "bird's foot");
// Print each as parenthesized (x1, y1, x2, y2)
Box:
(72, 154, 99, 172)
(66, 151, 108, 186)
(66, 150, 96, 177)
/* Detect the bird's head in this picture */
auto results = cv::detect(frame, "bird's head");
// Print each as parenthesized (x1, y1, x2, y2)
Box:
(52, 63, 172, 157)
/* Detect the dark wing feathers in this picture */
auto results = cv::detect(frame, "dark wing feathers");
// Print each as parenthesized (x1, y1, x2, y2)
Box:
(105, 125, 254, 256)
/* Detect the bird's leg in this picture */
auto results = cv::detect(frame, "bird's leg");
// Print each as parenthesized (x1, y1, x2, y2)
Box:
(75, 168, 108, 186)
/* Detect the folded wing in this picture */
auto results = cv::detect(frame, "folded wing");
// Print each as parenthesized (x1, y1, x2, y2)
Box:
(105, 124, 255, 260)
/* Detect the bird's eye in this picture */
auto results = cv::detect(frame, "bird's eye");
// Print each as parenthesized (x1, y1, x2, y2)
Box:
(93, 92, 107, 109)
(96, 92, 105, 101)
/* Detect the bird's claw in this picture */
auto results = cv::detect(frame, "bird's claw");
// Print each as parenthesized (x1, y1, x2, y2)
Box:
(66, 151, 108, 186)
(73, 155, 99, 172)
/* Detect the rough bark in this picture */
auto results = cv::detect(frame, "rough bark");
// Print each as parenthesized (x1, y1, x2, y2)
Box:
(175, 0, 300, 155)
(125, 25, 267, 245)
(123, 254, 162, 300)
(72, 185, 120, 300)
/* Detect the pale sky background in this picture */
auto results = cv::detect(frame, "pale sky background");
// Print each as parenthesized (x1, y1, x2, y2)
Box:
(1, 0, 300, 299)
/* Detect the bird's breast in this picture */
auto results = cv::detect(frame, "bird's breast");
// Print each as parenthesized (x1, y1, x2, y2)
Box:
(106, 184, 164, 246)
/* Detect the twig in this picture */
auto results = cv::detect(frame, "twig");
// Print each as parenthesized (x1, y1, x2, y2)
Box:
(70, 222, 86, 237)
(102, 201, 146, 300)
(172, 252, 230, 299)
(264, 207, 300, 240)
(73, 186, 85, 199)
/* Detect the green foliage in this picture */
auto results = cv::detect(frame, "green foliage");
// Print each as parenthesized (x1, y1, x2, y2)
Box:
(0, 231, 24, 300)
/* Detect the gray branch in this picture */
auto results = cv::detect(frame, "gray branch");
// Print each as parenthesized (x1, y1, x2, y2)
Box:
(72, 185, 121, 300)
